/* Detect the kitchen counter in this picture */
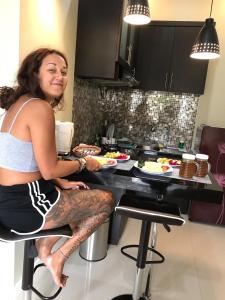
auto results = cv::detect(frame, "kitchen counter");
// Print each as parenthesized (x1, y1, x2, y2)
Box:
(67, 159, 223, 244)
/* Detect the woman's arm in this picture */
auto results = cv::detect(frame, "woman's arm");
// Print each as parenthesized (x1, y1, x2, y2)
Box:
(54, 178, 90, 190)
(27, 100, 100, 179)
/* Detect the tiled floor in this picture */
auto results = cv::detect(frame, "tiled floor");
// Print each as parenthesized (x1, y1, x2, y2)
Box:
(32, 217, 225, 300)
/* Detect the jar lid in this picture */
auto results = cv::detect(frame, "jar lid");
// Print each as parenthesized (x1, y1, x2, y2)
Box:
(182, 153, 195, 160)
(195, 153, 209, 160)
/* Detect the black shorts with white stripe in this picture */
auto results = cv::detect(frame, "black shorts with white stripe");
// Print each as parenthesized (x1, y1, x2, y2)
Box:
(0, 178, 60, 234)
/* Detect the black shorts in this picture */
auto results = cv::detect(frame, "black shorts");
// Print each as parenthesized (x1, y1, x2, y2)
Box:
(0, 178, 60, 235)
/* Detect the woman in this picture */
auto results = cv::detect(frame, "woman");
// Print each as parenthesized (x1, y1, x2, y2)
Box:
(0, 48, 115, 288)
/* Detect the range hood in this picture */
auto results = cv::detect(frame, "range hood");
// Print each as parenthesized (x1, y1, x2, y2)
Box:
(89, 58, 140, 88)
(90, 71, 139, 87)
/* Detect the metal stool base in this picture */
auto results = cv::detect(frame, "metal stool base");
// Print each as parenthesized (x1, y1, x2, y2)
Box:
(112, 295, 133, 300)
(112, 295, 147, 300)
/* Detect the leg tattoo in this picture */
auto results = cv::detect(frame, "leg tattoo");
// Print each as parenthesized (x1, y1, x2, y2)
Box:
(37, 189, 115, 288)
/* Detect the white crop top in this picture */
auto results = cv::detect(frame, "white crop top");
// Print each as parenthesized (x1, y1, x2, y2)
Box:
(0, 99, 39, 172)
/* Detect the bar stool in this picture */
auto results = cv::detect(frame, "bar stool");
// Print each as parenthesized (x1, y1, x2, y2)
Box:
(0, 223, 72, 300)
(112, 194, 185, 300)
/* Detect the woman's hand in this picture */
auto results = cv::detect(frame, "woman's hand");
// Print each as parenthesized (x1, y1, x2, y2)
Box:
(54, 178, 90, 190)
(84, 156, 102, 171)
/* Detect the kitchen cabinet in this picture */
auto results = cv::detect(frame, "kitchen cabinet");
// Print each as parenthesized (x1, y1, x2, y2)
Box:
(75, 0, 137, 80)
(135, 21, 209, 94)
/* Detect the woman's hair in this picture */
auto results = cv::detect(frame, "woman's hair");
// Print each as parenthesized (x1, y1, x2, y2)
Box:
(0, 48, 68, 110)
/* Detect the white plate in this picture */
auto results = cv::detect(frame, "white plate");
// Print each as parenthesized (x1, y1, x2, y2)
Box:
(157, 158, 181, 168)
(134, 161, 173, 175)
(104, 152, 130, 162)
(90, 156, 117, 169)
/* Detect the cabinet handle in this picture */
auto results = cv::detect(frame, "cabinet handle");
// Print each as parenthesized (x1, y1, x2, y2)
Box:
(127, 44, 132, 65)
(164, 73, 168, 89)
(169, 73, 173, 89)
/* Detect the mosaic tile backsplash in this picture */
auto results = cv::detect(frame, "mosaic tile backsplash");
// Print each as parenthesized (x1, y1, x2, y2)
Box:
(72, 79, 199, 150)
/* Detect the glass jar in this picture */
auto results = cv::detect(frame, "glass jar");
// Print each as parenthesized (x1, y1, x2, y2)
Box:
(178, 139, 185, 150)
(195, 154, 209, 177)
(179, 154, 197, 179)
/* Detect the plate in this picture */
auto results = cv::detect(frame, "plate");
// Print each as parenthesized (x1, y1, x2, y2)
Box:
(134, 161, 173, 175)
(157, 157, 181, 167)
(90, 156, 117, 169)
(104, 152, 130, 162)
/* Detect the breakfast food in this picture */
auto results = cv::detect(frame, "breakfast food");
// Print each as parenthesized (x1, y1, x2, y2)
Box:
(72, 145, 101, 157)
(104, 152, 129, 160)
(157, 157, 181, 166)
(92, 156, 117, 167)
(141, 161, 171, 173)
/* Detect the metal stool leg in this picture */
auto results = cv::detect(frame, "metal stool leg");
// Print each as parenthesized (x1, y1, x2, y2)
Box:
(143, 223, 158, 300)
(112, 221, 152, 300)
(24, 290, 32, 300)
(132, 220, 151, 300)
(22, 240, 35, 295)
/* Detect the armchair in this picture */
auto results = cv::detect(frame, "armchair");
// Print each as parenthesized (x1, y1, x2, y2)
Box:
(189, 125, 225, 225)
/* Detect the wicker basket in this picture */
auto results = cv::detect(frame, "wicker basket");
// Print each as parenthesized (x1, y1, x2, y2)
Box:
(72, 145, 101, 157)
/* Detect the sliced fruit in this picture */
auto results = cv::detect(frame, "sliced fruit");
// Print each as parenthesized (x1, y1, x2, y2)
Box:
(161, 165, 170, 172)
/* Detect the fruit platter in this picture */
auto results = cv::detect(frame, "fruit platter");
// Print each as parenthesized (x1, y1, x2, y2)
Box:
(104, 151, 130, 161)
(90, 156, 117, 169)
(157, 157, 181, 167)
(134, 161, 173, 175)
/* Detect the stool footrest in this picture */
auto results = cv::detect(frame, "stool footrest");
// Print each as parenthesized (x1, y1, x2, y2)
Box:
(111, 295, 133, 300)
(121, 244, 165, 264)
(31, 263, 62, 300)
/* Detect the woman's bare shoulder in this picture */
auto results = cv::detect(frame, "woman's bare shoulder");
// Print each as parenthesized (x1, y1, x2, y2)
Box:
(25, 98, 53, 115)
(26, 98, 52, 109)
(22, 98, 54, 125)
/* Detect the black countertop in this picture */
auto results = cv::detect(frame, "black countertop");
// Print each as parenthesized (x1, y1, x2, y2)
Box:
(68, 165, 223, 205)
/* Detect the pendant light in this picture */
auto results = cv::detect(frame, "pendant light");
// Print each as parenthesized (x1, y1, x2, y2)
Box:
(190, 0, 220, 60)
(123, 0, 151, 25)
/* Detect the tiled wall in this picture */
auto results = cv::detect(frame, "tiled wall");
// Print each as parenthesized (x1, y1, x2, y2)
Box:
(72, 79, 199, 150)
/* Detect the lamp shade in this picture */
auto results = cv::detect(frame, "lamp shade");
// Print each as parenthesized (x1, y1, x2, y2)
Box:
(123, 0, 151, 25)
(190, 18, 220, 59)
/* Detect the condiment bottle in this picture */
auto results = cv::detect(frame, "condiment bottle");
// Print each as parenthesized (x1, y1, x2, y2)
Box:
(195, 154, 209, 177)
(179, 154, 197, 179)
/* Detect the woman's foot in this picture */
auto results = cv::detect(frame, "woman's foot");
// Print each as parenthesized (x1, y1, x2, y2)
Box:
(42, 251, 68, 288)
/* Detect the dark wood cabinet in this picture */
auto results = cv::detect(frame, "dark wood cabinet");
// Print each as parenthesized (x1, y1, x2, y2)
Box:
(75, 0, 137, 80)
(135, 22, 209, 94)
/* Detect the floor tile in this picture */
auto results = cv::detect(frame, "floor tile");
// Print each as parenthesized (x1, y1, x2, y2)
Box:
(31, 218, 225, 300)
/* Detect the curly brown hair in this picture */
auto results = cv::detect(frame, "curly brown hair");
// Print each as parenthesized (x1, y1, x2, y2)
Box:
(0, 48, 68, 110)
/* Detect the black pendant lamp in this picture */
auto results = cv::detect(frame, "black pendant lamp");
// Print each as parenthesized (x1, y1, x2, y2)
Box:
(190, 0, 220, 60)
(123, 0, 151, 25)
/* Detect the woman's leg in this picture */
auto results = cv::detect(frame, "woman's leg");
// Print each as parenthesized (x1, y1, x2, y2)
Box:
(36, 188, 115, 287)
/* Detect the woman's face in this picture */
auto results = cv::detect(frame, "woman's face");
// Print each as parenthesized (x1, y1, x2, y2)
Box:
(38, 53, 68, 101)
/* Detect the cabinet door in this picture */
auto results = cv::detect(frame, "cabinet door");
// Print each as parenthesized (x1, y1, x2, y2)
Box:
(120, 24, 137, 68)
(170, 26, 208, 94)
(75, 0, 123, 79)
(135, 26, 174, 91)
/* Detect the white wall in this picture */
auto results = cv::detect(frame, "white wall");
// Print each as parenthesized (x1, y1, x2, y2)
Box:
(0, 1, 78, 299)
(0, 0, 20, 86)
(20, 0, 78, 121)
(0, 1, 21, 299)
(150, 0, 225, 129)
